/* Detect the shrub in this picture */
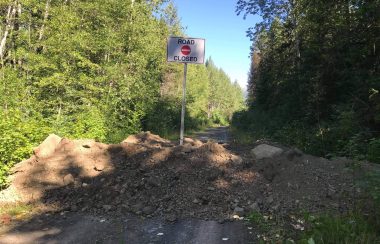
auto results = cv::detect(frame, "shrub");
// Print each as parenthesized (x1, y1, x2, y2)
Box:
(0, 109, 49, 189)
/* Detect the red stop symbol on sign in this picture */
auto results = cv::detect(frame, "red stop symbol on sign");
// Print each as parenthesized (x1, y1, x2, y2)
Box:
(181, 45, 191, 56)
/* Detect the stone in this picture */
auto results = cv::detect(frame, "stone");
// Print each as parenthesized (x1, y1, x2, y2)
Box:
(102, 205, 112, 211)
(132, 203, 143, 213)
(251, 144, 284, 160)
(207, 187, 215, 191)
(294, 148, 303, 156)
(249, 202, 260, 211)
(327, 188, 336, 199)
(70, 205, 78, 212)
(181, 144, 193, 153)
(142, 206, 155, 215)
(193, 199, 200, 204)
(94, 165, 105, 171)
(233, 207, 245, 215)
(231, 155, 243, 165)
(147, 177, 161, 187)
(166, 214, 177, 222)
(33, 134, 62, 158)
(63, 174, 75, 185)
(267, 196, 274, 204)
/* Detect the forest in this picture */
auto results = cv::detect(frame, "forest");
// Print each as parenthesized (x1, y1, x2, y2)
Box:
(0, 0, 244, 187)
(234, 0, 380, 162)
(0, 0, 380, 242)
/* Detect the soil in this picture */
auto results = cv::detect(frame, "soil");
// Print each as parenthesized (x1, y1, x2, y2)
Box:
(0, 127, 376, 243)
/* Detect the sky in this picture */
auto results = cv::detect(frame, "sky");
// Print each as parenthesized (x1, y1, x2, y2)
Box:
(172, 0, 260, 91)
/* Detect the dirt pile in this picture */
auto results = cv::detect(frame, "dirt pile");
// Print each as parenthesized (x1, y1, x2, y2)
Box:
(2, 132, 366, 222)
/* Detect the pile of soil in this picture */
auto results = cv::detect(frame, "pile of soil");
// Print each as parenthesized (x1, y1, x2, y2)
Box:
(2, 132, 369, 222)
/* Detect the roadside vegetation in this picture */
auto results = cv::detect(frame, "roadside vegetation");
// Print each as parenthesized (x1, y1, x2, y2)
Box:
(234, 0, 380, 242)
(234, 0, 379, 162)
(0, 0, 244, 188)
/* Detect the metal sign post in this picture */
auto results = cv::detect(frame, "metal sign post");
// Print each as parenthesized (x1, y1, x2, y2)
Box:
(166, 37, 205, 145)
(180, 63, 188, 145)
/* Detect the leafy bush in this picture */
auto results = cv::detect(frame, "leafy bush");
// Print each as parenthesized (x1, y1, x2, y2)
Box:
(231, 108, 378, 161)
(0, 110, 49, 189)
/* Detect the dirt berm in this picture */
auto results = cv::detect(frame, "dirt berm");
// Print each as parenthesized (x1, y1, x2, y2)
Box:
(1, 132, 371, 222)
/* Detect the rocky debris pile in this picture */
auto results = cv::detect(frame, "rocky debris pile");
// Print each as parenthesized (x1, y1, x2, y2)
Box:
(3, 132, 364, 221)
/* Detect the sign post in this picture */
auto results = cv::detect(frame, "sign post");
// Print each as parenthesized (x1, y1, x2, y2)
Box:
(180, 63, 187, 145)
(167, 37, 205, 145)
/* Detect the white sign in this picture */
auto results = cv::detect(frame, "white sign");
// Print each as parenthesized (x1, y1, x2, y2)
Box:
(167, 37, 205, 64)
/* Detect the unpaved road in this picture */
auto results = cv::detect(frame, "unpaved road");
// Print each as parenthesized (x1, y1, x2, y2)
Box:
(0, 127, 255, 244)
(194, 126, 229, 144)
(0, 213, 252, 244)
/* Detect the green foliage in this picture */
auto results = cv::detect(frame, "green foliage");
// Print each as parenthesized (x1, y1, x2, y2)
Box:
(144, 97, 181, 137)
(247, 211, 271, 232)
(0, 110, 49, 189)
(0, 0, 245, 189)
(234, 0, 380, 161)
(300, 213, 380, 244)
(368, 139, 380, 164)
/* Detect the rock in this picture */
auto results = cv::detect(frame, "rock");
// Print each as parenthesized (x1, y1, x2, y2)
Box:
(193, 199, 200, 204)
(70, 205, 79, 212)
(327, 188, 336, 199)
(260, 162, 278, 182)
(249, 202, 260, 212)
(294, 148, 303, 156)
(142, 206, 155, 215)
(207, 187, 215, 191)
(166, 214, 177, 222)
(233, 207, 245, 215)
(266, 196, 274, 204)
(181, 144, 193, 153)
(94, 165, 105, 171)
(271, 204, 280, 211)
(251, 144, 284, 160)
(206, 142, 225, 154)
(132, 203, 143, 213)
(231, 155, 243, 165)
(102, 205, 112, 211)
(33, 134, 62, 158)
(63, 174, 75, 185)
(147, 177, 161, 187)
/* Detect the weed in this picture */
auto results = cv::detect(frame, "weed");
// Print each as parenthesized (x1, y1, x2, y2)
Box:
(300, 213, 380, 244)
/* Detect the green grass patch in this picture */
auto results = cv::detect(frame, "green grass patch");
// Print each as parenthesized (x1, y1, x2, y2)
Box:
(300, 213, 380, 244)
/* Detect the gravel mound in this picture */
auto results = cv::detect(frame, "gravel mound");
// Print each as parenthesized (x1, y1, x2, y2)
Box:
(2, 132, 368, 222)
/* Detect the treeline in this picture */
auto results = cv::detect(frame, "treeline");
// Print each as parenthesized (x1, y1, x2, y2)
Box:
(233, 0, 380, 162)
(0, 0, 244, 187)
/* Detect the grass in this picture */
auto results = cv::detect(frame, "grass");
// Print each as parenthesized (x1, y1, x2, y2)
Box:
(246, 210, 380, 244)
(299, 213, 380, 244)
(0, 203, 34, 221)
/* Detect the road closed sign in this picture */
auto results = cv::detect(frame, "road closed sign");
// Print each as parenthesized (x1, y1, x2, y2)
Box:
(167, 37, 205, 64)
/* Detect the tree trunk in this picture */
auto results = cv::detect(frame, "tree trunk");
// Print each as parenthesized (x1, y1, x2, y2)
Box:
(0, 2, 17, 66)
(36, 0, 51, 53)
